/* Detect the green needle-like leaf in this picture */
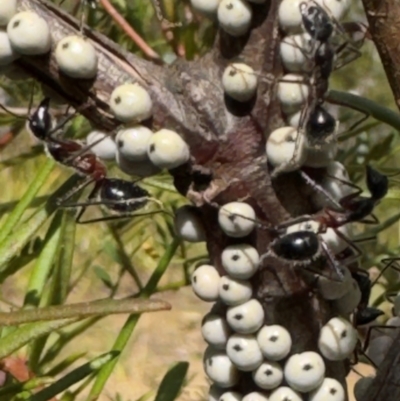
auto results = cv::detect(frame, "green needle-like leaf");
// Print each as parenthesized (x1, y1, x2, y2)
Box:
(86, 237, 180, 401)
(0, 158, 55, 244)
(0, 319, 75, 359)
(154, 362, 189, 401)
(27, 352, 117, 401)
(24, 211, 64, 307)
(0, 297, 171, 326)
(327, 90, 400, 131)
(0, 176, 80, 275)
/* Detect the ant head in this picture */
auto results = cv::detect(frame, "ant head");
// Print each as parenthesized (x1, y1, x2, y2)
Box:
(271, 230, 320, 262)
(29, 97, 53, 141)
(355, 307, 384, 326)
(306, 105, 337, 143)
(299, 1, 333, 42)
(100, 178, 150, 213)
(366, 165, 388, 201)
(346, 198, 375, 222)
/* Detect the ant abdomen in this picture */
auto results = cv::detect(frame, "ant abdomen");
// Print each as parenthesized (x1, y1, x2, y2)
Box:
(271, 231, 320, 261)
(100, 178, 150, 213)
(306, 105, 336, 143)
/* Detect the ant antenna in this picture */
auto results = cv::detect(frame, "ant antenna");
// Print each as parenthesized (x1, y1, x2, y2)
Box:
(320, 241, 344, 280)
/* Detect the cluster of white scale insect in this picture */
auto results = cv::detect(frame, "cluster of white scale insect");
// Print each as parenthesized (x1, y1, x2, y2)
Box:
(182, 0, 378, 400)
(0, 2, 191, 175)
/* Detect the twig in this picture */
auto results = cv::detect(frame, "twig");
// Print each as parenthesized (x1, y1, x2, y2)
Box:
(98, 0, 162, 63)
(361, 0, 400, 111)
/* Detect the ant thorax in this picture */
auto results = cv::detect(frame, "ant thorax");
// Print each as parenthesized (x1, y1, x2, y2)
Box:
(45, 139, 104, 178)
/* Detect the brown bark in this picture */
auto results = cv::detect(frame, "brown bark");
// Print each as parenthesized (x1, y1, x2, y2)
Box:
(14, 0, 349, 396)
(361, 0, 400, 111)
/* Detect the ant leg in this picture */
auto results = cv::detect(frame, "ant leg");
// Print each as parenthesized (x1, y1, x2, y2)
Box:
(259, 250, 273, 268)
(300, 170, 343, 210)
(333, 228, 362, 265)
(338, 110, 370, 138)
(354, 341, 378, 369)
(358, 213, 379, 225)
(75, 209, 170, 225)
(352, 235, 377, 244)
(361, 324, 399, 360)
(320, 241, 344, 280)
(324, 172, 362, 194)
(47, 101, 93, 142)
(75, 182, 102, 224)
(371, 257, 400, 288)
(326, 93, 371, 136)
(63, 196, 163, 210)
(331, 39, 362, 71)
(62, 126, 119, 165)
(350, 365, 368, 378)
(56, 176, 95, 207)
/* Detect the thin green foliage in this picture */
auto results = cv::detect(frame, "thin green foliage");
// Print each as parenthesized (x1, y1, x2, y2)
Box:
(154, 362, 189, 401)
(87, 238, 181, 400)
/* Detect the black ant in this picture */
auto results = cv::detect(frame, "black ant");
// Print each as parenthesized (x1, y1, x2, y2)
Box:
(47, 131, 160, 224)
(272, 2, 364, 177)
(260, 166, 388, 280)
(2, 97, 163, 224)
(38, 100, 165, 223)
(352, 271, 384, 326)
(221, 166, 387, 279)
(350, 259, 400, 368)
(299, 0, 361, 64)
(318, 165, 388, 226)
(295, 165, 388, 231)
